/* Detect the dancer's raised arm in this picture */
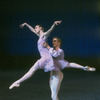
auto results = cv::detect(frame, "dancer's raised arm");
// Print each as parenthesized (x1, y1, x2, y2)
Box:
(43, 21, 62, 37)
(20, 23, 39, 36)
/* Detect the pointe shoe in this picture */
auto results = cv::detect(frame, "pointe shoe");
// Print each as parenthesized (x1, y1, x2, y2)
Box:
(9, 81, 20, 89)
(84, 66, 96, 71)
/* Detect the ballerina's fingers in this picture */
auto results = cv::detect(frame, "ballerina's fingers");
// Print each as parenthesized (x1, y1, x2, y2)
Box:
(19, 24, 24, 28)
(55, 21, 62, 25)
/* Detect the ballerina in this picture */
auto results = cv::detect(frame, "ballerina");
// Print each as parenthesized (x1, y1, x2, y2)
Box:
(9, 21, 61, 89)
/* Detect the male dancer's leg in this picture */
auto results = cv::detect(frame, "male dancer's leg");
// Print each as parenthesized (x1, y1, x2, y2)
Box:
(50, 71, 63, 100)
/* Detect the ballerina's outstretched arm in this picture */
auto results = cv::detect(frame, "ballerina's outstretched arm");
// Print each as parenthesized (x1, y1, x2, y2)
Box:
(43, 21, 62, 37)
(19, 23, 39, 36)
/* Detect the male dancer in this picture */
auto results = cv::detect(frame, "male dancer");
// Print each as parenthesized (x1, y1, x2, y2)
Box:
(46, 37, 96, 100)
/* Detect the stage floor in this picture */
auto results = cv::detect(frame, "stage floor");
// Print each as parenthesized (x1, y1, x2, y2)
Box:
(0, 69, 100, 100)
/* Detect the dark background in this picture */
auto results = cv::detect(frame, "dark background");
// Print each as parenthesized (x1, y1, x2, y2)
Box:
(0, 0, 100, 100)
(0, 0, 100, 70)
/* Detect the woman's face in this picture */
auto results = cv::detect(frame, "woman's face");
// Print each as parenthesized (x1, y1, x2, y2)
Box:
(35, 25, 42, 34)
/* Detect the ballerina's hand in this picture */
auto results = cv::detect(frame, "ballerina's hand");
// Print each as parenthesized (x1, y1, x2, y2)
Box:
(9, 80, 20, 89)
(54, 20, 62, 25)
(19, 23, 26, 28)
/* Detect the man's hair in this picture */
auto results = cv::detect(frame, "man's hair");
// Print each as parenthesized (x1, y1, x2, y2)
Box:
(53, 37, 62, 46)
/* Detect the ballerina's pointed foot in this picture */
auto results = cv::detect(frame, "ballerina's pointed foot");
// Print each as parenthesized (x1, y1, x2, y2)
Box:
(84, 66, 96, 71)
(9, 81, 20, 89)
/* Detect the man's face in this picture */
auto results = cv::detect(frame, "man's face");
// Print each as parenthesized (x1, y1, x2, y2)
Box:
(52, 38, 60, 48)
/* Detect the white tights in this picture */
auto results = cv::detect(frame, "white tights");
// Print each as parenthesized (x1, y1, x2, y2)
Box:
(49, 63, 85, 100)
(50, 71, 63, 100)
(68, 62, 85, 70)
(18, 61, 39, 83)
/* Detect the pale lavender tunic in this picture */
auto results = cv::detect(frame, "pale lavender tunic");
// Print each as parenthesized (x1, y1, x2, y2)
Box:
(49, 48, 69, 71)
(37, 35, 54, 72)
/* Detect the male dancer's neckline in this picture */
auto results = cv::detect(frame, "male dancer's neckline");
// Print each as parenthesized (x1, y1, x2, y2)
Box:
(54, 47, 60, 51)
